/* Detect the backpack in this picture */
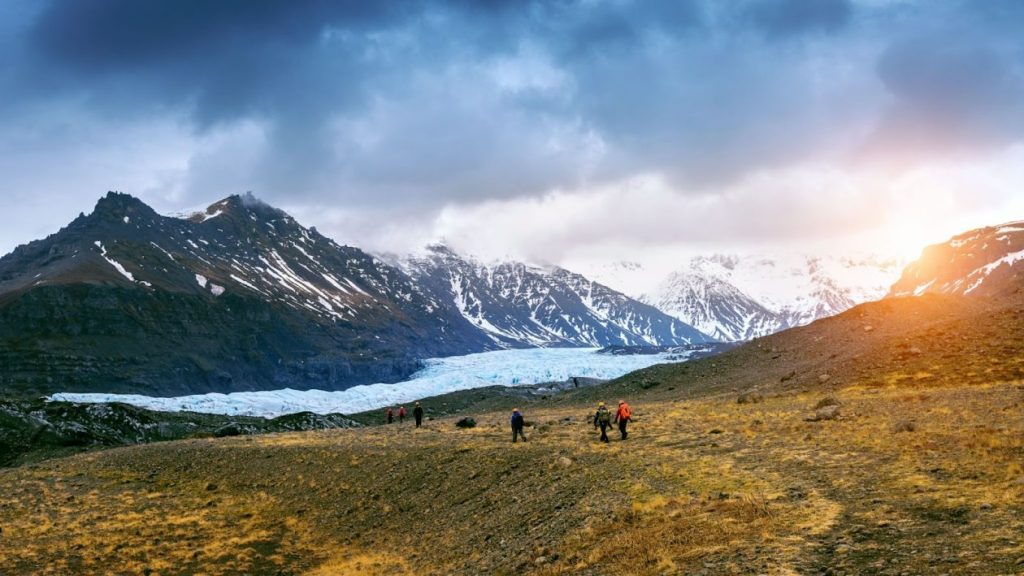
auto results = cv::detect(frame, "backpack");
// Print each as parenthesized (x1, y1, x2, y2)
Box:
(618, 404, 631, 420)
(597, 407, 611, 425)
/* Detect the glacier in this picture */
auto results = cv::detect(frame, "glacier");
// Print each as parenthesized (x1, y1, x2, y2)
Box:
(49, 347, 695, 418)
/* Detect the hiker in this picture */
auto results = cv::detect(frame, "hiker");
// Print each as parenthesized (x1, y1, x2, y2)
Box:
(593, 401, 612, 443)
(614, 400, 632, 440)
(398, 406, 407, 424)
(511, 408, 527, 443)
(573, 377, 579, 389)
(413, 402, 424, 428)
(386, 407, 394, 424)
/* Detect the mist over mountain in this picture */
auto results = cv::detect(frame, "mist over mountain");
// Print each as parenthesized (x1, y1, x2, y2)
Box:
(584, 253, 904, 341)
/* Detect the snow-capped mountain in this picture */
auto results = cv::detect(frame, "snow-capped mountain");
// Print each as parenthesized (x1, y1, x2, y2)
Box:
(889, 220, 1024, 298)
(646, 266, 782, 341)
(0, 192, 496, 396)
(587, 253, 904, 341)
(401, 245, 712, 348)
(0, 192, 715, 398)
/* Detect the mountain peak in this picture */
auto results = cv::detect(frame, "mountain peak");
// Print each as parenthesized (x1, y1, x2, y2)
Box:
(92, 191, 158, 221)
(221, 191, 266, 211)
(425, 242, 455, 253)
(186, 192, 288, 224)
(890, 219, 1024, 298)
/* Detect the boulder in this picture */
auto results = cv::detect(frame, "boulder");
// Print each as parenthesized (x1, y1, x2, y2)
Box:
(455, 417, 477, 429)
(737, 392, 764, 404)
(813, 397, 840, 410)
(805, 404, 840, 422)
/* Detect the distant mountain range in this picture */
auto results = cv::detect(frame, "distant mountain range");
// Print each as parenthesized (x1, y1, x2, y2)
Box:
(585, 253, 904, 341)
(400, 245, 711, 348)
(0, 191, 1019, 398)
(0, 192, 493, 396)
(0, 193, 706, 397)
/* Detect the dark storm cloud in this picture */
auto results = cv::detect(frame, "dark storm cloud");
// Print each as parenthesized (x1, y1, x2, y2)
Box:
(1, 0, 1024, 247)
(741, 0, 852, 39)
(23, 0, 412, 126)
(863, 8, 1024, 164)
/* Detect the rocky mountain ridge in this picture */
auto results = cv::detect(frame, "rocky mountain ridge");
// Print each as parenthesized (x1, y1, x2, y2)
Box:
(401, 245, 712, 348)
(0, 192, 709, 398)
(889, 220, 1024, 298)
(0, 192, 497, 397)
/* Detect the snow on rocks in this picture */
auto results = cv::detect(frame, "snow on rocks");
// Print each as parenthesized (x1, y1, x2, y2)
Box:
(94, 241, 137, 283)
(49, 347, 693, 418)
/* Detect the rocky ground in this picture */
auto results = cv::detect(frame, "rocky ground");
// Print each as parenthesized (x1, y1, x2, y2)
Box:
(0, 400, 359, 467)
(0, 293, 1022, 575)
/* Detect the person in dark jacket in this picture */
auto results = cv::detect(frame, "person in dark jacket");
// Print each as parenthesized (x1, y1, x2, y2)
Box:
(593, 402, 611, 443)
(386, 407, 394, 424)
(511, 408, 527, 443)
(413, 402, 424, 428)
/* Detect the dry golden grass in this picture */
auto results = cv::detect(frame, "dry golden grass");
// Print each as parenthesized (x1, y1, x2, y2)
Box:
(2, 373, 1022, 575)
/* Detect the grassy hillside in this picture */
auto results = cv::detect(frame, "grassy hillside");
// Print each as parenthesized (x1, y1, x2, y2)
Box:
(1, 292, 1022, 575)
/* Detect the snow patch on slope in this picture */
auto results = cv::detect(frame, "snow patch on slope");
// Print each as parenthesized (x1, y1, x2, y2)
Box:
(94, 241, 137, 283)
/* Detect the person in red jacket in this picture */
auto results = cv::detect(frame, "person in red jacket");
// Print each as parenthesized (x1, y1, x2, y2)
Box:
(614, 400, 632, 440)
(397, 406, 407, 424)
(385, 407, 394, 424)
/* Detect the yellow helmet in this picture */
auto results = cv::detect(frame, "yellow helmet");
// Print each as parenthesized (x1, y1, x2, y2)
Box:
(598, 401, 605, 407)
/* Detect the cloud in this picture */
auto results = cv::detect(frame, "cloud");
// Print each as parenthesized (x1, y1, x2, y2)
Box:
(0, 0, 1023, 259)
(740, 0, 853, 39)
(864, 28, 1024, 165)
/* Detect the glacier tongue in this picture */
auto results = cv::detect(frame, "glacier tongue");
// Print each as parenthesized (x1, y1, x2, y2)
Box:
(49, 347, 697, 418)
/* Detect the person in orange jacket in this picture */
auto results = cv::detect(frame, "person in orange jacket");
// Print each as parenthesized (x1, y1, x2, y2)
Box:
(614, 400, 632, 440)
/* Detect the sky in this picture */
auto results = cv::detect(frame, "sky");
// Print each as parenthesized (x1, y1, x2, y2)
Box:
(1, 0, 1023, 269)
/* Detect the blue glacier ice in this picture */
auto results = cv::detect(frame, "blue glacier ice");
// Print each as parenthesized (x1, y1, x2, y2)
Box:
(50, 347, 692, 418)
